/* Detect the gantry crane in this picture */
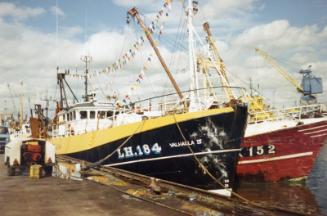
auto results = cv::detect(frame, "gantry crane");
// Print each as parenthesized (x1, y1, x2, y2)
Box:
(255, 48, 323, 104)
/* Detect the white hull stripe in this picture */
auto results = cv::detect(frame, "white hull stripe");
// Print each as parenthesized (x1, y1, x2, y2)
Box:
(238, 152, 313, 165)
(104, 149, 241, 167)
(304, 128, 327, 135)
(311, 133, 327, 138)
(298, 124, 327, 132)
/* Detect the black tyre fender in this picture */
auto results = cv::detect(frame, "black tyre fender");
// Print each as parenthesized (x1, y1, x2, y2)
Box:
(4, 157, 9, 166)
(43, 165, 53, 176)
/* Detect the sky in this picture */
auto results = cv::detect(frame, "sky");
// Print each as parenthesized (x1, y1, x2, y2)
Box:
(0, 0, 327, 116)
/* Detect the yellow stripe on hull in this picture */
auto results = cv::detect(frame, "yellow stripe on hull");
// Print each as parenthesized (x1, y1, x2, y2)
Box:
(51, 107, 233, 154)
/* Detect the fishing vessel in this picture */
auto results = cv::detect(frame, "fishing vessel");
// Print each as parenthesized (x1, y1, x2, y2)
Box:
(48, 1, 248, 196)
(238, 103, 327, 182)
(237, 52, 327, 181)
(197, 24, 327, 182)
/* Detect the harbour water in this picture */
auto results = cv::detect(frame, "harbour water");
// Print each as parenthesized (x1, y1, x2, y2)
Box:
(237, 143, 327, 215)
(308, 143, 327, 215)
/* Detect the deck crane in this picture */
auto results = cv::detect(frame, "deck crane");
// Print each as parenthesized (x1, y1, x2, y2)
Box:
(201, 22, 235, 101)
(56, 67, 79, 111)
(201, 22, 268, 110)
(255, 48, 323, 104)
(200, 24, 274, 121)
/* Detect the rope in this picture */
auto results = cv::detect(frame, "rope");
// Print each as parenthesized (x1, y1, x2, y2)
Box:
(171, 112, 298, 212)
(83, 110, 299, 213)
(87, 120, 146, 168)
(171, 113, 251, 203)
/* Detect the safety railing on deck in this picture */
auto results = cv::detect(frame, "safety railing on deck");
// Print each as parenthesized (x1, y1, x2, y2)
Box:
(248, 103, 327, 124)
(50, 86, 246, 137)
(125, 86, 246, 114)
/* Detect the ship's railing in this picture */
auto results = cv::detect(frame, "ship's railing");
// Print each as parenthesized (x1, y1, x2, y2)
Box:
(120, 86, 246, 115)
(50, 86, 246, 137)
(248, 103, 327, 124)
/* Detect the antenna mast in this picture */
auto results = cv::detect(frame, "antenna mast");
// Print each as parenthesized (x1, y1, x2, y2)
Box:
(81, 55, 92, 102)
(55, 0, 59, 68)
(187, 0, 199, 100)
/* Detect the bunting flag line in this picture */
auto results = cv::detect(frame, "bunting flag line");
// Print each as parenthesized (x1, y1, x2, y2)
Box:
(121, 52, 155, 105)
(65, 0, 173, 90)
(99, 0, 173, 78)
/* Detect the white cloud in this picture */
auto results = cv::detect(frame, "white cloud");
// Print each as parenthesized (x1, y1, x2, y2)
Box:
(201, 0, 257, 19)
(50, 5, 65, 17)
(112, 0, 157, 8)
(0, 2, 45, 21)
(233, 20, 325, 50)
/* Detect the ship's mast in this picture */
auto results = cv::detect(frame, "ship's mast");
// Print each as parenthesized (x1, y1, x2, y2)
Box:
(18, 82, 24, 129)
(81, 55, 92, 102)
(57, 67, 79, 110)
(128, 7, 184, 100)
(187, 0, 199, 101)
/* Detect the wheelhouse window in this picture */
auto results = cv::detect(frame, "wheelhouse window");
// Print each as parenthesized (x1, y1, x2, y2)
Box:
(98, 111, 106, 119)
(106, 111, 114, 118)
(73, 111, 76, 120)
(80, 111, 87, 119)
(63, 114, 66, 121)
(90, 111, 96, 119)
(0, 126, 8, 134)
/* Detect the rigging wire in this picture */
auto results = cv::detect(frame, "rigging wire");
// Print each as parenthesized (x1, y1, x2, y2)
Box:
(170, 113, 284, 209)
(89, 120, 146, 167)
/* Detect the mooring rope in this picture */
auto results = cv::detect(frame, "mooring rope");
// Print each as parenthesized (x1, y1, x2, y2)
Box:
(171, 112, 302, 213)
(171, 113, 251, 203)
(81, 109, 301, 213)
(87, 120, 146, 168)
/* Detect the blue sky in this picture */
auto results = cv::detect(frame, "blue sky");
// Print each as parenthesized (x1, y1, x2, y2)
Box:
(6, 0, 327, 39)
(259, 0, 327, 27)
(0, 0, 327, 114)
(19, 0, 126, 35)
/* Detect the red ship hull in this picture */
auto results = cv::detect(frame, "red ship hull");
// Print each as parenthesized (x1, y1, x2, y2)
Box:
(237, 119, 327, 182)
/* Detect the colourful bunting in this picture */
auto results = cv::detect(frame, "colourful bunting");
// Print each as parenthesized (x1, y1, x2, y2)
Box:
(67, 0, 172, 80)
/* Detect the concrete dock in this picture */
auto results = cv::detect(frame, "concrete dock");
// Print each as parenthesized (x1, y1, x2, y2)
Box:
(0, 155, 183, 216)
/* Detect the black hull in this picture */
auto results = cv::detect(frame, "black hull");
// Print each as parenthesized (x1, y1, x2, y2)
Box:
(68, 104, 248, 191)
